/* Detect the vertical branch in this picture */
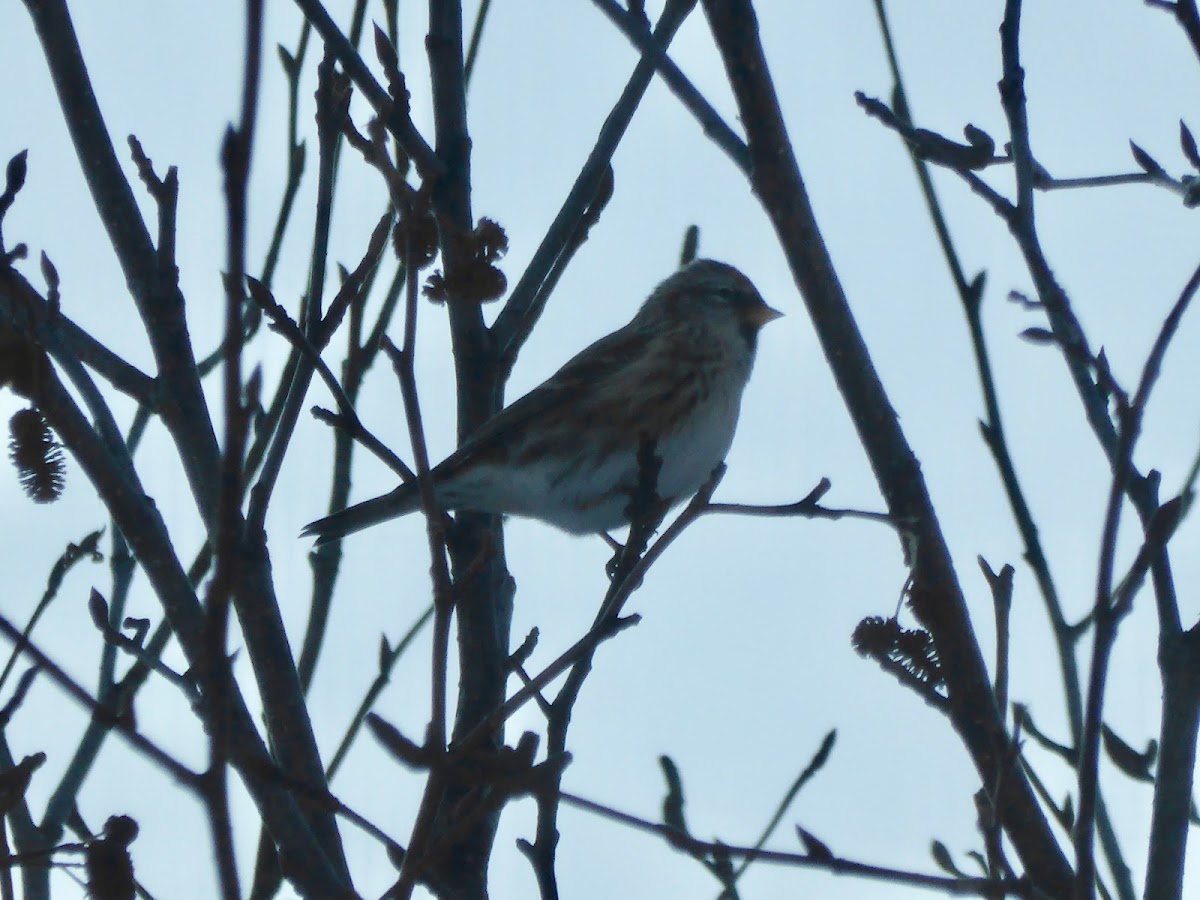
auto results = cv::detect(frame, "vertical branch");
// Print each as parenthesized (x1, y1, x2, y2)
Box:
(1075, 255, 1200, 900)
(425, 1, 513, 894)
(0, 813, 13, 900)
(997, 0, 1118, 461)
(388, 245, 454, 751)
(522, 440, 668, 897)
(866, 6, 1132, 891)
(428, 0, 491, 420)
(299, 258, 403, 694)
(697, 1, 1073, 895)
(204, 0, 267, 894)
(1120, 260, 1200, 900)
(259, 22, 310, 288)
(1074, 427, 1135, 900)
(241, 44, 368, 900)
(247, 52, 350, 531)
(1145, 638, 1200, 900)
(382, 245, 457, 900)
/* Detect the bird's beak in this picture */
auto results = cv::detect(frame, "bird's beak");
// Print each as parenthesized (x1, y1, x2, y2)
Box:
(749, 304, 784, 327)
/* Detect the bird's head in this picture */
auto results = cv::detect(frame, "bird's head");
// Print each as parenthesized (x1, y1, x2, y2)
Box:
(638, 259, 783, 348)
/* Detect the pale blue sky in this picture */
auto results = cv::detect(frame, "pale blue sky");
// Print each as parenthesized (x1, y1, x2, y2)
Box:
(2, 2, 1198, 898)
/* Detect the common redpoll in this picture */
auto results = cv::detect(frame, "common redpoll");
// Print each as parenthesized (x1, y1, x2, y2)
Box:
(303, 259, 780, 544)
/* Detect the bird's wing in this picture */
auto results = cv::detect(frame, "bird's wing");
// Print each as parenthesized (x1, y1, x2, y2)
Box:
(434, 320, 651, 477)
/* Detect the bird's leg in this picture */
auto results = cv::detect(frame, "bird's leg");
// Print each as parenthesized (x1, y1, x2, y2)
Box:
(601, 532, 625, 579)
(605, 437, 664, 582)
(604, 542, 623, 580)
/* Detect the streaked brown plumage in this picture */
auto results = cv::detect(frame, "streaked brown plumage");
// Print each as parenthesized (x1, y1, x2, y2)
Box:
(303, 259, 780, 544)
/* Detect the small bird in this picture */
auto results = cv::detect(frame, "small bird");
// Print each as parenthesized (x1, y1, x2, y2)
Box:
(303, 259, 781, 545)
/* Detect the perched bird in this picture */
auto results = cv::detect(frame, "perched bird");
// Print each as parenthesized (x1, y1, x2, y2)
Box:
(303, 259, 781, 545)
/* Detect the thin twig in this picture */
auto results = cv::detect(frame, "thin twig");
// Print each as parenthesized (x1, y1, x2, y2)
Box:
(589, 0, 750, 172)
(1071, 244, 1200, 900)
(298, 252, 406, 698)
(384, 248, 456, 900)
(0, 612, 199, 789)
(260, 20, 311, 288)
(1113, 258, 1200, 900)
(326, 604, 435, 779)
(289, 0, 442, 180)
(0, 531, 102, 693)
(1037, 172, 1157, 191)
(463, 0, 492, 88)
(492, 0, 697, 368)
(88, 603, 197, 699)
(558, 789, 1030, 897)
(1148, 0, 1200, 65)
(729, 730, 837, 886)
(22, 0, 222, 521)
(52, 314, 158, 407)
(245, 51, 349, 535)
(703, 478, 892, 525)
(203, 1, 267, 892)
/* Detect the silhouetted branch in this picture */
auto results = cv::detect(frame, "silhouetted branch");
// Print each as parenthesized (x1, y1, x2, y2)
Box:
(704, 477, 892, 525)
(22, 0, 221, 522)
(1148, 0, 1200, 66)
(558, 789, 1031, 897)
(493, 0, 696, 371)
(260, 21, 311, 288)
(0, 612, 198, 790)
(463, 0, 492, 87)
(590, 0, 749, 172)
(731, 730, 838, 886)
(326, 603, 435, 779)
(700, 2, 1072, 894)
(382, 256, 456, 900)
(289, 0, 442, 180)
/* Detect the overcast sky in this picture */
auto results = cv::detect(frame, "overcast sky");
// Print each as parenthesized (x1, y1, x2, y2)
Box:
(2, 2, 1199, 898)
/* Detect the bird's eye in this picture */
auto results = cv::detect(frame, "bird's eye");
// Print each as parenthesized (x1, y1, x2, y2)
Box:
(724, 289, 759, 312)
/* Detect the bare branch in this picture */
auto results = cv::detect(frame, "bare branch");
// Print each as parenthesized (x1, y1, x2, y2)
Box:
(289, 0, 442, 180)
(700, 2, 1072, 893)
(492, 0, 696, 369)
(558, 789, 1031, 897)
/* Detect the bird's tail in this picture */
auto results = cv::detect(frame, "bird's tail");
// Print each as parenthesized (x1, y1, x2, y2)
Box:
(301, 485, 419, 546)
